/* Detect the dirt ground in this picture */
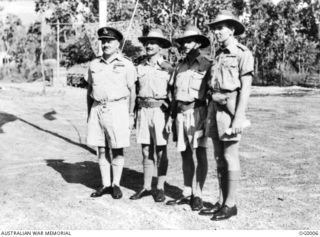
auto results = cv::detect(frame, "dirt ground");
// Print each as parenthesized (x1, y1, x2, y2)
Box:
(0, 82, 319, 230)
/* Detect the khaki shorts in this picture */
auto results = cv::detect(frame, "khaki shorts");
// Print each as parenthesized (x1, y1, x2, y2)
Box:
(136, 107, 168, 146)
(205, 100, 241, 141)
(175, 106, 207, 152)
(87, 100, 130, 148)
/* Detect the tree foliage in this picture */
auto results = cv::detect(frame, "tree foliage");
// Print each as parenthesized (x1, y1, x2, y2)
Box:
(1, 0, 319, 86)
(244, 0, 320, 85)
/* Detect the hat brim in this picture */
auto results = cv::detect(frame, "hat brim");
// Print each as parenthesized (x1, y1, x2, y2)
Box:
(97, 27, 124, 41)
(175, 35, 210, 48)
(138, 37, 172, 48)
(207, 19, 245, 36)
(98, 36, 118, 40)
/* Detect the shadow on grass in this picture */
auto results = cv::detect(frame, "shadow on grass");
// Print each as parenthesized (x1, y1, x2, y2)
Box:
(0, 112, 18, 133)
(0, 111, 95, 154)
(45, 159, 183, 199)
(1, 111, 183, 199)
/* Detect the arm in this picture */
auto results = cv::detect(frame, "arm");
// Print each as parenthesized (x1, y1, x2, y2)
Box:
(165, 67, 178, 134)
(87, 68, 94, 122)
(128, 83, 136, 115)
(231, 74, 252, 134)
(231, 48, 254, 134)
(127, 63, 137, 129)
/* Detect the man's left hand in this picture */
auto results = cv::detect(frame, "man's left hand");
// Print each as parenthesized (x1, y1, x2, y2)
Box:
(231, 116, 245, 134)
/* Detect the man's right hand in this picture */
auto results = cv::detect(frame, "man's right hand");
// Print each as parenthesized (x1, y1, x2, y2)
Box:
(165, 117, 173, 134)
(211, 93, 229, 105)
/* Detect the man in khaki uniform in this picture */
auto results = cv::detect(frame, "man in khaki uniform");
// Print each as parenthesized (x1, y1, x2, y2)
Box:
(87, 27, 136, 199)
(165, 25, 211, 211)
(199, 11, 254, 220)
(129, 29, 173, 202)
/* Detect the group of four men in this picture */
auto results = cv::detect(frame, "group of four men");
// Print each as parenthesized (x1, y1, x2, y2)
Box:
(86, 10, 254, 221)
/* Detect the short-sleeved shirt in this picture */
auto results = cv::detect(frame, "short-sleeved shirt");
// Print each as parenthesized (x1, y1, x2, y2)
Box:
(209, 39, 254, 91)
(136, 56, 172, 99)
(88, 53, 137, 102)
(170, 53, 211, 102)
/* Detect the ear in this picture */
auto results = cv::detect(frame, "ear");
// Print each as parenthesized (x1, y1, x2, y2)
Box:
(230, 26, 235, 35)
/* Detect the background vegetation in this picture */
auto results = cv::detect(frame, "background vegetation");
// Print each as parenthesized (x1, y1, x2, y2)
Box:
(0, 0, 319, 86)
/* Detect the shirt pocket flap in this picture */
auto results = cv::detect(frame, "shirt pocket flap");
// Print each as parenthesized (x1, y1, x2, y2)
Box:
(222, 56, 238, 68)
(190, 71, 205, 90)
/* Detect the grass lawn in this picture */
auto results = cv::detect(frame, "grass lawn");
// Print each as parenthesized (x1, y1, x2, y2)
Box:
(0, 82, 319, 229)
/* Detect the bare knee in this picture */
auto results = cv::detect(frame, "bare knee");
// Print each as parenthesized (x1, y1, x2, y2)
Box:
(98, 147, 106, 159)
(142, 144, 154, 160)
(156, 145, 167, 161)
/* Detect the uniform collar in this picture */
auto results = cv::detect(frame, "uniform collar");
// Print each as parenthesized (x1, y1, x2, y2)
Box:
(184, 50, 201, 66)
(100, 53, 122, 64)
(217, 38, 238, 55)
(142, 55, 163, 67)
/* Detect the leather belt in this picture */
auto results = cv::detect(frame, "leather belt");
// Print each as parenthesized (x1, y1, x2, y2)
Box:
(137, 98, 165, 108)
(96, 96, 127, 105)
(208, 88, 239, 96)
(177, 100, 206, 112)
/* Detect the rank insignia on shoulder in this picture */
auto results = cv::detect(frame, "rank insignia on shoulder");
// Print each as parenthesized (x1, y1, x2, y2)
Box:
(122, 55, 133, 62)
(236, 43, 248, 51)
(159, 61, 173, 73)
(202, 55, 213, 62)
(134, 55, 148, 65)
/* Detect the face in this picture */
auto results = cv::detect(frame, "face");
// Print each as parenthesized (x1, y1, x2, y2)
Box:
(101, 38, 120, 55)
(183, 39, 201, 54)
(144, 40, 162, 56)
(212, 23, 234, 43)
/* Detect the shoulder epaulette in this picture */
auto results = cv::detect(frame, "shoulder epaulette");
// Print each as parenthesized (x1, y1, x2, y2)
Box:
(134, 55, 148, 65)
(122, 55, 133, 62)
(236, 43, 249, 51)
(159, 60, 173, 72)
(200, 55, 213, 63)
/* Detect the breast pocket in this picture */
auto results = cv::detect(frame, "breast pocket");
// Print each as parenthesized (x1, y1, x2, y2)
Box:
(189, 70, 205, 99)
(221, 56, 239, 87)
(90, 68, 105, 85)
(151, 70, 170, 98)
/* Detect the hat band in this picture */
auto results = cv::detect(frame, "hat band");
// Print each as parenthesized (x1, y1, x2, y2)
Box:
(147, 32, 165, 38)
(182, 30, 201, 37)
(99, 31, 118, 39)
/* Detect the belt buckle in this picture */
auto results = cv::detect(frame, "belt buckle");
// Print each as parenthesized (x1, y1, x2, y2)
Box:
(140, 99, 148, 108)
(100, 99, 108, 108)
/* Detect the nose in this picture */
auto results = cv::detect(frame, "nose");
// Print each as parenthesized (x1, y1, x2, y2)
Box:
(146, 42, 153, 47)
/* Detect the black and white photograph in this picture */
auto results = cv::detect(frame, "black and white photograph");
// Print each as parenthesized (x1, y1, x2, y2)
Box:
(0, 0, 319, 234)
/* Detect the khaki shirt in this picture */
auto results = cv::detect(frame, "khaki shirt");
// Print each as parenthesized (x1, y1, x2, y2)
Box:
(136, 56, 172, 99)
(210, 39, 254, 91)
(88, 53, 137, 102)
(171, 53, 211, 102)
